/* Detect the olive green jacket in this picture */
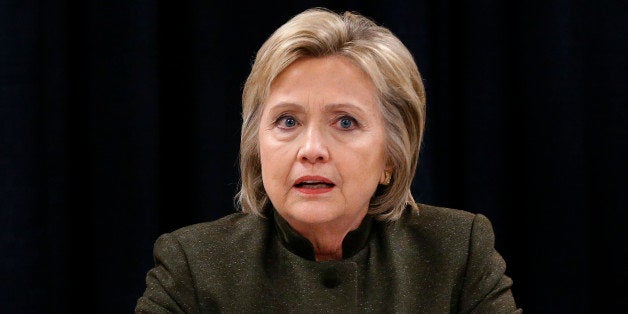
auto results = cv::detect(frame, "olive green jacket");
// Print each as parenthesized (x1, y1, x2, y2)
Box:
(136, 204, 521, 313)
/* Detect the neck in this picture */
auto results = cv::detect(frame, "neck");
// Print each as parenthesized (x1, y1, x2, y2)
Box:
(305, 228, 346, 261)
(286, 212, 367, 261)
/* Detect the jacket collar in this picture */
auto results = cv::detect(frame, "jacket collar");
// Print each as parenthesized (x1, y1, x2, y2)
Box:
(272, 209, 373, 261)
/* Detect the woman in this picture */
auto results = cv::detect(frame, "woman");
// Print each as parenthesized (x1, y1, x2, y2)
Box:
(136, 7, 521, 313)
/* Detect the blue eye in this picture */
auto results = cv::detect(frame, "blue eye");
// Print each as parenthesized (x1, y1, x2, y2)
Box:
(276, 115, 298, 129)
(284, 117, 296, 127)
(337, 116, 357, 130)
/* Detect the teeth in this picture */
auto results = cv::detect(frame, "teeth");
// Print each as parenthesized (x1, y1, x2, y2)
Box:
(301, 183, 332, 188)
(296, 181, 333, 188)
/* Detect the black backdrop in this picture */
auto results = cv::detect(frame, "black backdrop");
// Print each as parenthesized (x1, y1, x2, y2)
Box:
(2, 0, 626, 312)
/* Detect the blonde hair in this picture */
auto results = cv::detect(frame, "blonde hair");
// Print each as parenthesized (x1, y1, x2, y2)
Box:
(237, 7, 426, 220)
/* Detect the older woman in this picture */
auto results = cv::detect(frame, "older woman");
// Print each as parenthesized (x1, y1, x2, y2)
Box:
(136, 7, 520, 313)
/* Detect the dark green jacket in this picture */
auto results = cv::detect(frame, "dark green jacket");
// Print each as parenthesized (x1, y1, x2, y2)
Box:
(136, 204, 521, 313)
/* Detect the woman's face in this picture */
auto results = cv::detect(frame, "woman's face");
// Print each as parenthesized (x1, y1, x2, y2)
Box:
(259, 56, 388, 230)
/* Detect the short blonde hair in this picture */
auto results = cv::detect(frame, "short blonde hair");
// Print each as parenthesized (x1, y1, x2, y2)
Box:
(237, 7, 426, 221)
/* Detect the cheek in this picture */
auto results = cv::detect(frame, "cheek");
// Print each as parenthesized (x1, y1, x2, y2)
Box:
(350, 135, 386, 165)
(339, 143, 386, 185)
(259, 135, 273, 184)
(259, 135, 293, 188)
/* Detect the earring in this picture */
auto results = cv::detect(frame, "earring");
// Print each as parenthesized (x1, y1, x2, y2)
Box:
(383, 171, 392, 185)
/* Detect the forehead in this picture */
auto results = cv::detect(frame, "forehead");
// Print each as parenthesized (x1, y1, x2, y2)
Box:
(265, 56, 378, 110)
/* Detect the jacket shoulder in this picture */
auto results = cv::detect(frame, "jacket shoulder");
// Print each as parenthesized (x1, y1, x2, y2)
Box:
(170, 211, 264, 235)
(407, 203, 498, 249)
(164, 212, 270, 256)
(415, 203, 476, 223)
(137, 212, 270, 313)
(399, 203, 478, 236)
(381, 203, 488, 267)
(399, 204, 519, 312)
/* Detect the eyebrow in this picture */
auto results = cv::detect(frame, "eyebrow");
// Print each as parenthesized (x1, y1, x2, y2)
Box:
(323, 103, 368, 116)
(266, 102, 303, 113)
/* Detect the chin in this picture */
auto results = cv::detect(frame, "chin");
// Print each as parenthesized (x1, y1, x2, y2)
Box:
(282, 204, 343, 226)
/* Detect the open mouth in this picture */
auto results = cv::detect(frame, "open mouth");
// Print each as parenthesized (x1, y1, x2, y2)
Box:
(294, 181, 335, 189)
(293, 176, 336, 193)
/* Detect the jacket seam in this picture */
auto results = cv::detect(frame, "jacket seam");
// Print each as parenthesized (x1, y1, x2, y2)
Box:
(458, 213, 477, 313)
(171, 233, 201, 313)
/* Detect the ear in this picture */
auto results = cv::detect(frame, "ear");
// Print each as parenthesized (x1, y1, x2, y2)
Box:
(379, 166, 393, 185)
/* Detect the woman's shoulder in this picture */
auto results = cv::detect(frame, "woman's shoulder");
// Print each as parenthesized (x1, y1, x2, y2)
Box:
(161, 212, 270, 252)
(402, 202, 478, 228)
(384, 203, 495, 251)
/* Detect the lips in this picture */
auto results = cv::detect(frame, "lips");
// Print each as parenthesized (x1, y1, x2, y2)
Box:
(293, 175, 335, 194)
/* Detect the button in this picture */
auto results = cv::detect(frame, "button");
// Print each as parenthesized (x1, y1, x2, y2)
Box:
(321, 268, 341, 288)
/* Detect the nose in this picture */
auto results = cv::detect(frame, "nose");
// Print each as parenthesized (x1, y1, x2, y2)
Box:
(297, 125, 330, 163)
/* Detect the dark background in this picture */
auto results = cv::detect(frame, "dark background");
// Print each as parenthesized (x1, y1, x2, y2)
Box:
(2, 0, 626, 312)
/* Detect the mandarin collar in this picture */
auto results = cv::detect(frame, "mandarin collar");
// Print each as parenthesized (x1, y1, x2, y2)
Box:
(272, 209, 373, 261)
